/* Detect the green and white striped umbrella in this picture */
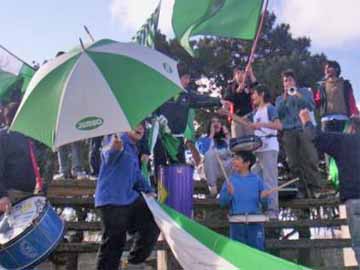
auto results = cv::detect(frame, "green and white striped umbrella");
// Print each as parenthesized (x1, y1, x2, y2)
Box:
(10, 39, 183, 149)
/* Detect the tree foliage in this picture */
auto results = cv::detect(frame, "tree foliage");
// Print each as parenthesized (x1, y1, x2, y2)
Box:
(154, 12, 327, 135)
(156, 12, 327, 99)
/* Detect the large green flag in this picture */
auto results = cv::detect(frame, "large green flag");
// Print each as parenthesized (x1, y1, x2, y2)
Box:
(0, 45, 35, 102)
(133, 1, 161, 48)
(172, 0, 264, 55)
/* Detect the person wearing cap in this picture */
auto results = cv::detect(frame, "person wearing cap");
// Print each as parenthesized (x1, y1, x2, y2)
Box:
(315, 60, 359, 132)
(219, 151, 271, 250)
(299, 109, 360, 266)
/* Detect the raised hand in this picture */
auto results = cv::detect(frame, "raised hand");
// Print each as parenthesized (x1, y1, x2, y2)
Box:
(0, 197, 11, 213)
(111, 134, 123, 151)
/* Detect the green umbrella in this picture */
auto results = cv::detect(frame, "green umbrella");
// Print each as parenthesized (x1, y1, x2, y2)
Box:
(10, 39, 183, 149)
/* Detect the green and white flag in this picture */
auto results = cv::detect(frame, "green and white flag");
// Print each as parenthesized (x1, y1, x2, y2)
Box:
(133, 1, 161, 48)
(172, 0, 264, 56)
(144, 195, 311, 270)
(0, 45, 35, 102)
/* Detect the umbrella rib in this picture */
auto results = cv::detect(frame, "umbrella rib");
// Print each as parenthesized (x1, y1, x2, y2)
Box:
(53, 55, 83, 149)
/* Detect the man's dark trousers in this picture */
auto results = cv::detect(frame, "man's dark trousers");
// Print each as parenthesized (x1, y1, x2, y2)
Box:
(96, 196, 160, 270)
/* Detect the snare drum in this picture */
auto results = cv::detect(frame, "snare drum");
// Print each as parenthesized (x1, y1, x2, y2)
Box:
(230, 135, 262, 152)
(0, 195, 65, 270)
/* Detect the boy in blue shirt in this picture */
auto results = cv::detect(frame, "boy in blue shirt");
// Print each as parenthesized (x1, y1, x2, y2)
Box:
(219, 151, 271, 250)
(95, 124, 159, 270)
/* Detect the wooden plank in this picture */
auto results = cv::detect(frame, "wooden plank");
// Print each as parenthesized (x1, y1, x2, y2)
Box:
(47, 180, 96, 197)
(66, 219, 348, 232)
(266, 239, 352, 249)
(47, 179, 209, 196)
(42, 197, 341, 209)
(56, 241, 169, 253)
(55, 239, 353, 253)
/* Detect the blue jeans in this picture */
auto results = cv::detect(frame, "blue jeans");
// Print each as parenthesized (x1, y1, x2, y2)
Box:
(57, 142, 83, 174)
(253, 150, 279, 219)
(346, 199, 360, 269)
(229, 223, 265, 250)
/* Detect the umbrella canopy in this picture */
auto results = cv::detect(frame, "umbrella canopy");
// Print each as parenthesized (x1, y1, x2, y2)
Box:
(10, 39, 183, 149)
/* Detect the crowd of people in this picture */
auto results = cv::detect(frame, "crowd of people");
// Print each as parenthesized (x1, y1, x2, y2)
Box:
(0, 59, 359, 269)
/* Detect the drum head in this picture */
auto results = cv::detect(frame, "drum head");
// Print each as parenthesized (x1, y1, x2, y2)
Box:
(0, 196, 46, 245)
(230, 136, 262, 152)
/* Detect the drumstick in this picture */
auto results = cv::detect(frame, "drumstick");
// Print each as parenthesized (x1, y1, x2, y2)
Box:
(214, 150, 231, 185)
(266, 178, 300, 195)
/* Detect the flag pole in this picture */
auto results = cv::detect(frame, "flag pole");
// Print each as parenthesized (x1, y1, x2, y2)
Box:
(0, 44, 35, 70)
(244, 0, 269, 74)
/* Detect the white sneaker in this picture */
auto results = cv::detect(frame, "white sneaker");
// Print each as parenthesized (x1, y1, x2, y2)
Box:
(53, 173, 66, 181)
(73, 170, 88, 180)
(208, 185, 218, 197)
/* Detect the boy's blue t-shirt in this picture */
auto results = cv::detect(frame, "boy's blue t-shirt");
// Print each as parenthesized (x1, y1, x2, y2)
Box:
(219, 172, 264, 215)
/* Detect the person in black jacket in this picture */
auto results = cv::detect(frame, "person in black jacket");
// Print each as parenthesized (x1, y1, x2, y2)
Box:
(299, 108, 360, 265)
(154, 66, 224, 173)
(223, 65, 257, 138)
(0, 102, 36, 213)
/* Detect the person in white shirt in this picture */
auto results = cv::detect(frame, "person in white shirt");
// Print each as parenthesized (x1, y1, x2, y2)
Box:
(220, 84, 282, 219)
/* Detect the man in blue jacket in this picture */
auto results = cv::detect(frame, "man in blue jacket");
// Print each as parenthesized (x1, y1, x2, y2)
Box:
(95, 124, 159, 270)
(300, 109, 360, 267)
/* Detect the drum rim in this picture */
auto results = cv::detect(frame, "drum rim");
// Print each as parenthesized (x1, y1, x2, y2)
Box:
(0, 195, 49, 250)
(230, 135, 263, 152)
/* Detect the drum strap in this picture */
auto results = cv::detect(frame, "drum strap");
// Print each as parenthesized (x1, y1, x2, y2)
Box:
(28, 140, 43, 193)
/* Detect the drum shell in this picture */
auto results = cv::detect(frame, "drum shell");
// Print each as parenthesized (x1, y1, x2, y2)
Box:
(0, 199, 65, 270)
(159, 165, 193, 217)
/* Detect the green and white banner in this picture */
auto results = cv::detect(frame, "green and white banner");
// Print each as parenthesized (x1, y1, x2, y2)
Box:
(11, 39, 183, 149)
(172, 0, 264, 56)
(0, 45, 34, 102)
(144, 195, 311, 270)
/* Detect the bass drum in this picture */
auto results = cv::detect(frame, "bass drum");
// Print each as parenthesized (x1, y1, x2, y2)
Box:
(0, 195, 65, 270)
(230, 135, 263, 152)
